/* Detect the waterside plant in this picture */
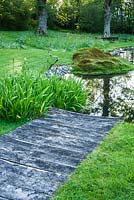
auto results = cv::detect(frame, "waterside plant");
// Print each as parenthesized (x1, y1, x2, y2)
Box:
(0, 71, 87, 121)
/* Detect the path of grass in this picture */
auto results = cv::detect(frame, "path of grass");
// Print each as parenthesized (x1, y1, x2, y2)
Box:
(53, 122, 134, 200)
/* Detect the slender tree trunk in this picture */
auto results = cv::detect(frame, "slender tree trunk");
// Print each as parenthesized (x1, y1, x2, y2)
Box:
(37, 0, 47, 35)
(104, 0, 112, 37)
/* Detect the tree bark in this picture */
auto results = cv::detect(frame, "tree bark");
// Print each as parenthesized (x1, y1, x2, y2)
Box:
(104, 0, 112, 37)
(37, 0, 47, 35)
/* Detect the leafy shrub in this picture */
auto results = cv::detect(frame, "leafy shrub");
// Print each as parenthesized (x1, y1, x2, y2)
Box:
(49, 76, 87, 111)
(57, 0, 80, 30)
(47, 2, 59, 29)
(0, 71, 87, 121)
(79, 2, 103, 33)
(0, 0, 35, 30)
(0, 71, 52, 121)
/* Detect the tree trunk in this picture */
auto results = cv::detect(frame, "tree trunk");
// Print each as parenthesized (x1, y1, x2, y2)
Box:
(37, 0, 47, 35)
(104, 0, 112, 37)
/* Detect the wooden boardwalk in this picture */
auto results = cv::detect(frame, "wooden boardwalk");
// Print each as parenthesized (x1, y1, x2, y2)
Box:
(0, 108, 121, 200)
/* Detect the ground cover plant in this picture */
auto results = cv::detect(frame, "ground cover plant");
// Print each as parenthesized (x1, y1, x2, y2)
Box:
(72, 47, 133, 76)
(53, 122, 134, 200)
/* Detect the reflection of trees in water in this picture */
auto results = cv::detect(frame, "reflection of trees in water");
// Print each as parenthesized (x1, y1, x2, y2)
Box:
(85, 79, 103, 114)
(110, 73, 134, 121)
(103, 78, 110, 116)
(111, 87, 134, 122)
(85, 72, 134, 121)
(82, 48, 134, 119)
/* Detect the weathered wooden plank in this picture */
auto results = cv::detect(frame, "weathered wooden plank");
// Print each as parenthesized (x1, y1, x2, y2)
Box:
(0, 108, 121, 200)
(0, 159, 65, 200)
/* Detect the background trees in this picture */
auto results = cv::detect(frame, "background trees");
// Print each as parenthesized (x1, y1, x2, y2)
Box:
(0, 0, 35, 30)
(0, 0, 133, 34)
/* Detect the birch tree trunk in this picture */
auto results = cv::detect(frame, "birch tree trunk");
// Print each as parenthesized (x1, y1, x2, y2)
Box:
(37, 0, 47, 35)
(104, 0, 112, 37)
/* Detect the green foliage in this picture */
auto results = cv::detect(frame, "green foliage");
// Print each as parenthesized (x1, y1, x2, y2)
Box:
(0, 0, 35, 30)
(0, 69, 87, 121)
(0, 34, 26, 49)
(79, 1, 104, 33)
(0, 71, 52, 121)
(72, 47, 134, 76)
(112, 0, 134, 34)
(0, 31, 134, 77)
(53, 123, 134, 200)
(57, 0, 80, 29)
(0, 0, 133, 33)
(47, 1, 59, 29)
(49, 76, 87, 111)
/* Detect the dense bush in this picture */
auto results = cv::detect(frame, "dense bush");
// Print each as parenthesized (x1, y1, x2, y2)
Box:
(0, 70, 87, 121)
(56, 0, 80, 30)
(111, 0, 134, 34)
(0, 0, 35, 30)
(79, 2, 103, 33)
(49, 76, 87, 111)
(47, 1, 59, 29)
(0, 0, 133, 33)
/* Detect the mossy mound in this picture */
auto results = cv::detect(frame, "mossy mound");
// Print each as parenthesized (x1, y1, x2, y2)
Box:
(72, 48, 133, 76)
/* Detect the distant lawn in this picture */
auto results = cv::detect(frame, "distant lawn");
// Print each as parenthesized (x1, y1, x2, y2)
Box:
(0, 30, 134, 75)
(0, 48, 72, 75)
(53, 122, 134, 200)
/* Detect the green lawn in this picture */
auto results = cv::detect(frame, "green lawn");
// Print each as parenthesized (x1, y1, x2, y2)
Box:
(0, 119, 27, 136)
(53, 122, 134, 200)
(0, 30, 134, 75)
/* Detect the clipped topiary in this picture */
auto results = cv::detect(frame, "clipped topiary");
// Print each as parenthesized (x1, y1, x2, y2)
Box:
(72, 48, 133, 76)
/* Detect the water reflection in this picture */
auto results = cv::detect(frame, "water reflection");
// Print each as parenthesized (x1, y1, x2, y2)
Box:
(64, 47, 134, 120)
(85, 71, 134, 120)
(81, 48, 134, 120)
(102, 78, 110, 116)
(111, 47, 134, 63)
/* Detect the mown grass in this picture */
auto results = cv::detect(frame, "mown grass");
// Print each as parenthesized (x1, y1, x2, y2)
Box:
(0, 119, 27, 136)
(53, 122, 134, 200)
(0, 30, 134, 75)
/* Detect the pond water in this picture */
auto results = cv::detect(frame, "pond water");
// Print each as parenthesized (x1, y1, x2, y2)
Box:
(111, 47, 134, 63)
(81, 47, 134, 120)
(50, 47, 134, 120)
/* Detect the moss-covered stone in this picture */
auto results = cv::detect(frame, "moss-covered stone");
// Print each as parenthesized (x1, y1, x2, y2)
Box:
(72, 48, 133, 76)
